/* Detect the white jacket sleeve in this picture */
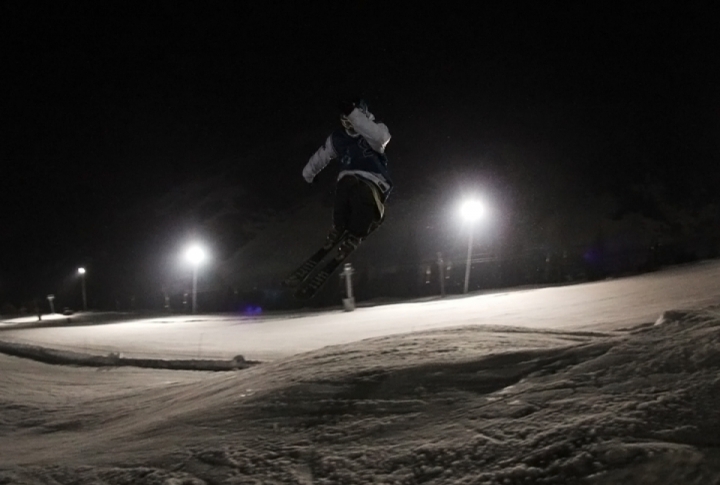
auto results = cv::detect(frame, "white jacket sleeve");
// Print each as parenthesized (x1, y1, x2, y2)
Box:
(347, 108, 391, 153)
(302, 135, 337, 183)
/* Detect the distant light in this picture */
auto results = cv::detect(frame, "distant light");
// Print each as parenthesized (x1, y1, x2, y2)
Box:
(460, 200, 485, 222)
(185, 244, 207, 266)
(78, 267, 86, 275)
(244, 305, 263, 316)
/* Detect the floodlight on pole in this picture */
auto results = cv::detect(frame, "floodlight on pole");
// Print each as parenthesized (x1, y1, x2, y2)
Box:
(185, 245, 206, 266)
(77, 267, 87, 311)
(460, 199, 485, 294)
(460, 200, 485, 222)
(184, 244, 207, 314)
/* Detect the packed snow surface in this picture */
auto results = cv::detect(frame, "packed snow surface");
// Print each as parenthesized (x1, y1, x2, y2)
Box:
(2, 261, 720, 361)
(1, 262, 720, 484)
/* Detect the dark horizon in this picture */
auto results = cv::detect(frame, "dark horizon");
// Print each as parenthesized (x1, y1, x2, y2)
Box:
(2, 2, 718, 309)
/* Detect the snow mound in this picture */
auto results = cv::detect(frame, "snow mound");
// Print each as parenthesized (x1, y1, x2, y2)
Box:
(0, 339, 257, 371)
(3, 309, 720, 484)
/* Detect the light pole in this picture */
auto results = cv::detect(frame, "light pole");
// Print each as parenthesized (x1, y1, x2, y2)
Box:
(47, 294, 55, 314)
(185, 244, 206, 314)
(77, 267, 87, 311)
(460, 200, 485, 294)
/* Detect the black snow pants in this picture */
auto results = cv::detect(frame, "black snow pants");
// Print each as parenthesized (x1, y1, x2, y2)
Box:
(332, 175, 384, 239)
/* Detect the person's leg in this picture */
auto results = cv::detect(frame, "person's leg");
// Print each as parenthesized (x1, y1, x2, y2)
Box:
(346, 179, 383, 238)
(319, 176, 353, 249)
(331, 179, 383, 260)
(283, 179, 355, 287)
(332, 176, 355, 231)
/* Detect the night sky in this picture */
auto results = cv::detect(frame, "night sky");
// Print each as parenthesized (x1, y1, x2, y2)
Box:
(2, 2, 718, 308)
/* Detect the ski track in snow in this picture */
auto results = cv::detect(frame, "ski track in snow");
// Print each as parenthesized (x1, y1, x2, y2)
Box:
(1, 261, 720, 484)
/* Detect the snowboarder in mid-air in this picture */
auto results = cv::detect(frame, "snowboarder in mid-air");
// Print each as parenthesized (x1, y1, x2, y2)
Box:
(284, 98, 393, 299)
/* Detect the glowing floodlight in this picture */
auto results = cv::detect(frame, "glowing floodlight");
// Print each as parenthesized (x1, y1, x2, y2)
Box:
(77, 267, 87, 310)
(184, 244, 208, 314)
(185, 245, 206, 266)
(459, 199, 486, 294)
(460, 199, 485, 222)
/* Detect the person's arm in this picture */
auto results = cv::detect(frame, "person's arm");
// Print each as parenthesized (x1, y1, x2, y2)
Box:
(302, 134, 337, 183)
(347, 109, 391, 153)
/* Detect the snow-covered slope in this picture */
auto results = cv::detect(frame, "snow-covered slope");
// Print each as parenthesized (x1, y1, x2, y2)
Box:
(2, 307, 720, 484)
(2, 260, 720, 361)
(2, 261, 720, 483)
